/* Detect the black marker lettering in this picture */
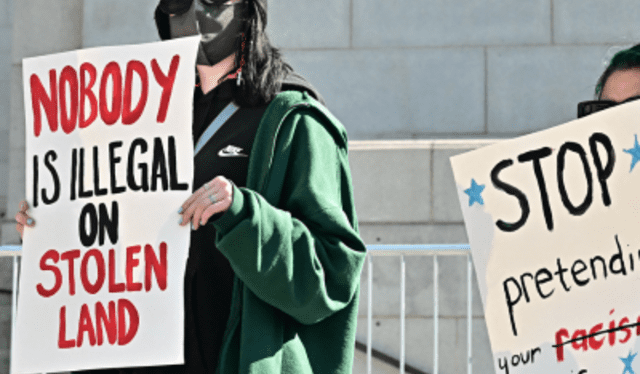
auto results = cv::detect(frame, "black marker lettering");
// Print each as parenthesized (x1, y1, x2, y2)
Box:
(589, 132, 615, 207)
(518, 147, 553, 231)
(42, 150, 60, 205)
(491, 159, 530, 232)
(127, 138, 149, 192)
(557, 142, 592, 216)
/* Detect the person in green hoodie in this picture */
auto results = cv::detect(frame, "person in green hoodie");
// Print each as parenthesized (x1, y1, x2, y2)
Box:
(167, 1, 367, 372)
(17, 0, 366, 373)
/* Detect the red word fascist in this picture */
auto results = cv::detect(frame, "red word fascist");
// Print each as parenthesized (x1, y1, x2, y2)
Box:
(554, 309, 639, 362)
(30, 55, 180, 137)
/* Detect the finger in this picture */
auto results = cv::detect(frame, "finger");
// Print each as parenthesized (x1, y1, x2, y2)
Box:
(15, 212, 34, 227)
(14, 211, 34, 239)
(15, 212, 26, 226)
(207, 177, 231, 200)
(180, 177, 229, 225)
(179, 181, 221, 214)
(179, 207, 192, 226)
(199, 199, 231, 225)
(19, 200, 29, 213)
(180, 192, 208, 227)
(202, 180, 223, 197)
(199, 187, 233, 225)
(210, 176, 227, 191)
(191, 194, 216, 230)
(179, 182, 211, 213)
(179, 189, 209, 225)
(180, 191, 201, 214)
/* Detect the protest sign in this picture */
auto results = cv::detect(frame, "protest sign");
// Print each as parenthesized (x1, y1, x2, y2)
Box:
(12, 36, 199, 373)
(451, 101, 640, 374)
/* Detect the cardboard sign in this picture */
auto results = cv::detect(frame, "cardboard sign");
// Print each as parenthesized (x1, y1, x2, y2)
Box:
(13, 37, 199, 373)
(451, 101, 640, 374)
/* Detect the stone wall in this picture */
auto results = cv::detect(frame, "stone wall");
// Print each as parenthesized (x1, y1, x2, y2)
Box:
(350, 140, 497, 373)
(1, 0, 640, 372)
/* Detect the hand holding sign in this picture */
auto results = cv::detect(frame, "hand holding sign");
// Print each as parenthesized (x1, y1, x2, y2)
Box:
(179, 175, 234, 230)
(15, 200, 35, 238)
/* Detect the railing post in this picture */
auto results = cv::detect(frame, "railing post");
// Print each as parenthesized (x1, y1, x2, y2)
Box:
(433, 255, 439, 374)
(467, 253, 473, 374)
(367, 254, 373, 374)
(11, 256, 19, 374)
(400, 255, 406, 374)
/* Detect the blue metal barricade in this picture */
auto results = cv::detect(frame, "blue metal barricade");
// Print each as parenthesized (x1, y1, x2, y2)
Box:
(365, 244, 473, 374)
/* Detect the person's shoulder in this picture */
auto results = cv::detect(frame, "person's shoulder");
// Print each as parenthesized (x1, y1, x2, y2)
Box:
(268, 90, 348, 148)
(280, 71, 325, 104)
(254, 70, 348, 148)
(271, 71, 334, 124)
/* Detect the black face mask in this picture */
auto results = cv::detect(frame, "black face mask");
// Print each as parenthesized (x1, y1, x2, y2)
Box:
(160, 0, 244, 66)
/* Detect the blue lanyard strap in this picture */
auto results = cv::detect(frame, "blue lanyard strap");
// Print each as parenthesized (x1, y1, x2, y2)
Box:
(194, 101, 240, 156)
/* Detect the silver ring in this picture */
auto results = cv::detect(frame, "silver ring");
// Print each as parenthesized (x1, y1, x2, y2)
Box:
(203, 183, 210, 191)
(208, 194, 216, 204)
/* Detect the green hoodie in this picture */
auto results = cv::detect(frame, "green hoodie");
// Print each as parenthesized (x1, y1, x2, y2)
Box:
(211, 90, 367, 373)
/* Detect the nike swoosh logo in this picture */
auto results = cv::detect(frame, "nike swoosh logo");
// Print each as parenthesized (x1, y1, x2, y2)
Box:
(218, 145, 248, 157)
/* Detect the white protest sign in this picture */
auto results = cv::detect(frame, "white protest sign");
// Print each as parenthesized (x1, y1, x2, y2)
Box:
(13, 37, 199, 374)
(451, 101, 640, 374)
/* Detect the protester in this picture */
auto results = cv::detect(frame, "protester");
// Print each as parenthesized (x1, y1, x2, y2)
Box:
(577, 43, 640, 118)
(15, 0, 367, 373)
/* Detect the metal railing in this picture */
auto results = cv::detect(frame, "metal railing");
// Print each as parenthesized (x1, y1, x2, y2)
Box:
(0, 249, 22, 374)
(1, 244, 474, 374)
(365, 244, 473, 374)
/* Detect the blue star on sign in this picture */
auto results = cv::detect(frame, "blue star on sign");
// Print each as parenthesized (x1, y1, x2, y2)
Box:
(624, 134, 640, 172)
(464, 179, 485, 206)
(621, 351, 637, 374)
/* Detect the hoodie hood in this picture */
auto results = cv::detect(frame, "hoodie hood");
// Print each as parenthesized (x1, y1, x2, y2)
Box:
(281, 71, 325, 105)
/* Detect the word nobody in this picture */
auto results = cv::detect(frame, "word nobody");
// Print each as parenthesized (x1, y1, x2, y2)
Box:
(30, 55, 180, 137)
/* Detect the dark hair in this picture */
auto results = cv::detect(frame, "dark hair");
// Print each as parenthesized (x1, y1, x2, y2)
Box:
(231, 0, 292, 107)
(595, 44, 640, 99)
(154, 0, 292, 107)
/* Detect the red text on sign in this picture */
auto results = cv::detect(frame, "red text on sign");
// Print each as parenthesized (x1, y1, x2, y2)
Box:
(36, 242, 167, 297)
(58, 299, 139, 348)
(554, 309, 637, 362)
(30, 55, 180, 137)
